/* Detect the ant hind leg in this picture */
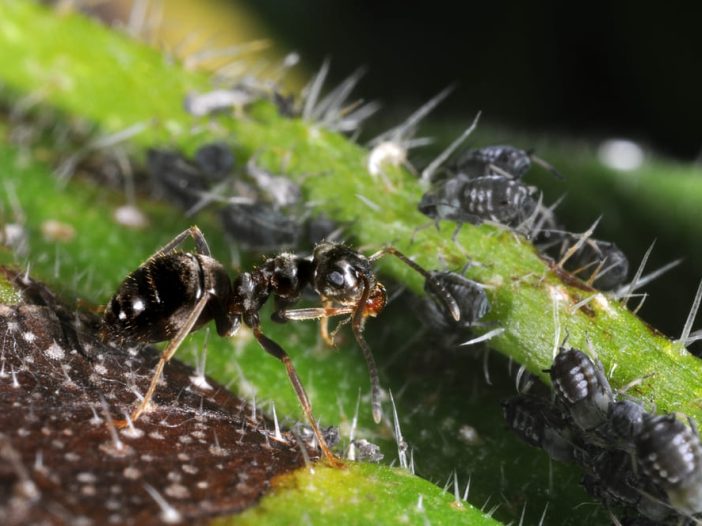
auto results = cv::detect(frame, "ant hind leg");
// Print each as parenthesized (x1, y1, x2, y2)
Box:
(251, 324, 343, 467)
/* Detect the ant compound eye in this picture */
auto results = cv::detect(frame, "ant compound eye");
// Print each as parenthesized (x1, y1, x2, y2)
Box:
(328, 270, 346, 288)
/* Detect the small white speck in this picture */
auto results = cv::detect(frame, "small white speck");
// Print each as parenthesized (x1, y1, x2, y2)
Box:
(81, 485, 97, 496)
(182, 465, 198, 475)
(149, 431, 165, 440)
(7, 321, 19, 332)
(118, 311, 127, 321)
(196, 481, 209, 489)
(165, 483, 190, 499)
(77, 472, 97, 484)
(23, 332, 36, 343)
(64, 452, 80, 462)
(94, 364, 108, 375)
(132, 298, 145, 313)
(123, 467, 142, 480)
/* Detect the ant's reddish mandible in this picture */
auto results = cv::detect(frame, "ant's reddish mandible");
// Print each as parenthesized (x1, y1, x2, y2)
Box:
(100, 226, 459, 465)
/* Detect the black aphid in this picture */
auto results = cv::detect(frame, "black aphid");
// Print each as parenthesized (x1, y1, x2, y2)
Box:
(549, 347, 614, 431)
(422, 270, 490, 330)
(453, 145, 561, 180)
(418, 174, 537, 227)
(636, 414, 702, 516)
(502, 394, 574, 462)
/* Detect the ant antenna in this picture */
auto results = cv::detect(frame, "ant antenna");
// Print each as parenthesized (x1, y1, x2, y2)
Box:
(369, 246, 460, 321)
(352, 274, 383, 423)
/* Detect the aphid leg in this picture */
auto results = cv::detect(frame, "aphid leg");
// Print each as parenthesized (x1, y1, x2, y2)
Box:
(369, 246, 461, 321)
(250, 325, 342, 467)
(530, 153, 564, 180)
(127, 292, 211, 424)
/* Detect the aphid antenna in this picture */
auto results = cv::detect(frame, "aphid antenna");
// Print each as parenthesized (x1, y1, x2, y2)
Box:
(613, 258, 682, 299)
(420, 111, 482, 186)
(619, 240, 655, 307)
(368, 85, 455, 147)
(530, 153, 564, 180)
(143, 483, 182, 524)
(183, 39, 270, 70)
(679, 277, 702, 348)
(302, 58, 331, 120)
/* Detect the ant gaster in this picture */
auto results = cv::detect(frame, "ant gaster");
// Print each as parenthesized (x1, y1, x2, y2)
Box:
(101, 226, 459, 465)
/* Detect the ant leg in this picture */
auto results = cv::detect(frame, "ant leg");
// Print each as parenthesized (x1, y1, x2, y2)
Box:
(157, 225, 211, 257)
(319, 301, 333, 346)
(251, 325, 342, 467)
(282, 306, 355, 321)
(127, 292, 210, 424)
(369, 246, 461, 321)
(350, 275, 383, 424)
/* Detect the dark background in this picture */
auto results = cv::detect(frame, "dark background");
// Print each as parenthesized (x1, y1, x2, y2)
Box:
(244, 0, 701, 161)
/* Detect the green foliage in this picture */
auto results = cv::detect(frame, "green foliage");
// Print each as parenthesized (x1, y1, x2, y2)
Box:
(2, 2, 702, 524)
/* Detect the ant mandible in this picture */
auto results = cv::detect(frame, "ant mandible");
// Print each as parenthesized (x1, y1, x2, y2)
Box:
(100, 226, 459, 465)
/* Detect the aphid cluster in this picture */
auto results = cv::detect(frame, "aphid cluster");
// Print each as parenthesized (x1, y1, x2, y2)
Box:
(417, 130, 637, 293)
(504, 347, 702, 524)
(100, 226, 460, 465)
(147, 144, 341, 252)
(419, 144, 561, 235)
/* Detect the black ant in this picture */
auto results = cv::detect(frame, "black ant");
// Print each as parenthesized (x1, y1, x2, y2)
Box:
(100, 226, 459, 465)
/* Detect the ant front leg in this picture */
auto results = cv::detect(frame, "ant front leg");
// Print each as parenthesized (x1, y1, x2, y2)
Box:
(249, 321, 343, 467)
(280, 303, 356, 346)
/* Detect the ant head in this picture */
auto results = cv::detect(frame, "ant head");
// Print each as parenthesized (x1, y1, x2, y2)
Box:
(312, 243, 377, 306)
